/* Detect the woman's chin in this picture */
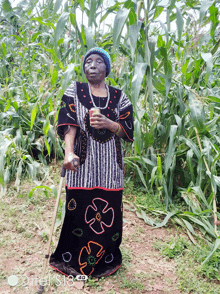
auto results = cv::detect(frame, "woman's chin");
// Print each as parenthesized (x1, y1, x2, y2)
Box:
(87, 78, 103, 84)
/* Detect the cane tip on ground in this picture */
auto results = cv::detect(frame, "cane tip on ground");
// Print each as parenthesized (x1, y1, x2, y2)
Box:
(36, 285, 44, 294)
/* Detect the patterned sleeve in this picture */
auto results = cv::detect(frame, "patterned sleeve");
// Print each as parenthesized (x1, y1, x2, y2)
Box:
(57, 93, 79, 139)
(118, 92, 134, 142)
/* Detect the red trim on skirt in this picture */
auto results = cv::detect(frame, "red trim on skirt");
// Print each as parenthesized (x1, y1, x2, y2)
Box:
(65, 184, 124, 191)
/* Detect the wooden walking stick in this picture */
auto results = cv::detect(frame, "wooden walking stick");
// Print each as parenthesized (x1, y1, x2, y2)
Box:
(37, 158, 79, 294)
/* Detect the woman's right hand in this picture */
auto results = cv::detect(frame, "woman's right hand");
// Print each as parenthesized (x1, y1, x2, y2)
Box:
(63, 152, 80, 171)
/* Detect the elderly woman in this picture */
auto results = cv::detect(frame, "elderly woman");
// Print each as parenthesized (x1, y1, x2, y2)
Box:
(50, 47, 134, 278)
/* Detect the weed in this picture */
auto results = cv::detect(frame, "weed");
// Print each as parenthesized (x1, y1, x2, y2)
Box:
(85, 276, 104, 291)
(18, 194, 24, 198)
(16, 224, 26, 233)
(154, 235, 220, 293)
(121, 277, 145, 289)
(39, 231, 49, 242)
(106, 290, 116, 294)
(154, 236, 188, 258)
(124, 180, 165, 210)
(0, 269, 7, 280)
(23, 231, 35, 239)
(134, 272, 151, 280)
(199, 251, 220, 281)
(121, 247, 132, 267)
(49, 277, 59, 288)
(138, 227, 144, 233)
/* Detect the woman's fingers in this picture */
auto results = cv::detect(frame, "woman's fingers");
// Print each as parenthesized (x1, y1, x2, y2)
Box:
(63, 154, 80, 171)
(91, 123, 103, 129)
(90, 113, 110, 129)
(63, 162, 77, 171)
(90, 121, 105, 129)
(92, 113, 103, 118)
(90, 114, 104, 122)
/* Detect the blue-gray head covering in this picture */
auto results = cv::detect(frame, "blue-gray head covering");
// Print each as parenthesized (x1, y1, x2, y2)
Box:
(83, 47, 111, 77)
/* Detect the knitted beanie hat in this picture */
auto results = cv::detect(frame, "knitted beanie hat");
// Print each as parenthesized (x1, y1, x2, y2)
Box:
(83, 47, 111, 77)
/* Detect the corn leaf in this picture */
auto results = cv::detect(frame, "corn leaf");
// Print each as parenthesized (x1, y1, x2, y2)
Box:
(202, 237, 220, 264)
(154, 211, 178, 228)
(113, 8, 130, 47)
(54, 12, 69, 45)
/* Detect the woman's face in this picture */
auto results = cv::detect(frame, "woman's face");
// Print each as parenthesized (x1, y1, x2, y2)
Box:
(84, 54, 106, 84)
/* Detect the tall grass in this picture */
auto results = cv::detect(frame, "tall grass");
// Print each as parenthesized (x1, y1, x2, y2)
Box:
(1, 0, 220, 260)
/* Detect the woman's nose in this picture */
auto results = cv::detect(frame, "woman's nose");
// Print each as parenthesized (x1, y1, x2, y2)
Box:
(90, 60, 97, 68)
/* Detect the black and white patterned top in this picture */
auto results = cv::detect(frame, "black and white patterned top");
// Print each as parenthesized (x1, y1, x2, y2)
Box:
(57, 81, 134, 190)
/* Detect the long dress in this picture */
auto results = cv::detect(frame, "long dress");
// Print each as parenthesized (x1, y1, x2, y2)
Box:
(50, 81, 133, 277)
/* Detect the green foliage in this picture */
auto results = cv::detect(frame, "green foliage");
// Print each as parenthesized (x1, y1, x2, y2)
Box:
(85, 276, 104, 291)
(154, 236, 188, 259)
(155, 235, 220, 284)
(200, 250, 220, 281)
(121, 277, 145, 290)
(40, 231, 49, 242)
(1, 0, 220, 263)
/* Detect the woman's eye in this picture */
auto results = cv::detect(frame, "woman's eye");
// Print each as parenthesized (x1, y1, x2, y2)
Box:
(85, 59, 92, 63)
(85, 59, 103, 65)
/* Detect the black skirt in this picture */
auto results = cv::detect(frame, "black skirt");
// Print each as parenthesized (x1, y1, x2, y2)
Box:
(50, 188, 123, 277)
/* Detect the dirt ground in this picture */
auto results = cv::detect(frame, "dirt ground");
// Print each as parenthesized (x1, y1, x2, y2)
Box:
(0, 181, 181, 294)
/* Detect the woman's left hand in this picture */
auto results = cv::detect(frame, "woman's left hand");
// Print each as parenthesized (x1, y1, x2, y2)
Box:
(90, 113, 125, 137)
(90, 113, 112, 130)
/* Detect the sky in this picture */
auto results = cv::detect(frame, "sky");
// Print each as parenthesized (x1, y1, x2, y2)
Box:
(10, 0, 178, 34)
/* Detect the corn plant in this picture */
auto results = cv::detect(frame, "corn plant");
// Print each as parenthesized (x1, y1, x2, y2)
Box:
(1, 0, 220, 261)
